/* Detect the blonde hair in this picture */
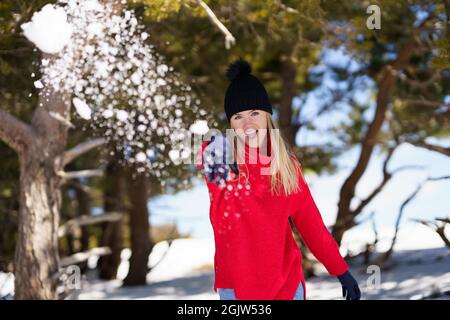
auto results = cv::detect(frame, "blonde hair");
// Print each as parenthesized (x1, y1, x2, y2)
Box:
(266, 113, 301, 196)
(231, 112, 302, 196)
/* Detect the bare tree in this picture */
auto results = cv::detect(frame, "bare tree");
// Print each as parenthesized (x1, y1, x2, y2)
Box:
(375, 175, 450, 267)
(412, 216, 450, 249)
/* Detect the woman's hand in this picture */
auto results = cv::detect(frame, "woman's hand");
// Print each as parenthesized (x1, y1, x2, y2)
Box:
(337, 270, 361, 300)
(202, 133, 239, 185)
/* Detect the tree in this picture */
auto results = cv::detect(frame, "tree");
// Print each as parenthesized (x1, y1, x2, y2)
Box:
(321, 1, 450, 245)
(0, 0, 204, 298)
(123, 172, 152, 285)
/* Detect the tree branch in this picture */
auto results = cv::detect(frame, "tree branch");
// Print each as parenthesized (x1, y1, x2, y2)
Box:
(406, 140, 450, 157)
(398, 71, 442, 92)
(353, 148, 423, 217)
(58, 211, 123, 237)
(0, 108, 34, 154)
(377, 175, 450, 265)
(60, 247, 112, 267)
(63, 138, 107, 166)
(58, 168, 105, 180)
(411, 216, 450, 249)
(401, 99, 449, 108)
(193, 0, 236, 49)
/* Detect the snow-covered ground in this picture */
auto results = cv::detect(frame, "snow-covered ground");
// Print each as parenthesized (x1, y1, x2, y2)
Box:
(2, 238, 449, 300)
(65, 238, 450, 300)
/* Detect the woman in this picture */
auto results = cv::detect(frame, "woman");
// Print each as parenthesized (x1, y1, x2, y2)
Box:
(197, 59, 361, 300)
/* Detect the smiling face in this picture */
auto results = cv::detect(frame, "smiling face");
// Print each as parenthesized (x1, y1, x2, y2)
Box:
(230, 109, 268, 149)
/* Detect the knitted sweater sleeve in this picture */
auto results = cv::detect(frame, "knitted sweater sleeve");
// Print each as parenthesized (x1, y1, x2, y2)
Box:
(289, 163, 348, 276)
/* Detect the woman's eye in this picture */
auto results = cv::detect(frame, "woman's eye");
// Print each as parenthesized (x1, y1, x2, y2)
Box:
(251, 111, 259, 116)
(234, 115, 241, 120)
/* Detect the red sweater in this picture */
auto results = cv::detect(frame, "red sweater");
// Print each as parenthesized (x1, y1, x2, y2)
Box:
(197, 139, 348, 300)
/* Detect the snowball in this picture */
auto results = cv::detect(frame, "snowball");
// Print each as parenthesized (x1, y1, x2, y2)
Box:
(189, 120, 209, 135)
(83, 0, 105, 12)
(131, 72, 142, 85)
(95, 60, 109, 78)
(86, 22, 104, 37)
(169, 149, 180, 162)
(116, 110, 129, 121)
(156, 64, 168, 76)
(33, 80, 44, 89)
(135, 152, 147, 162)
(102, 109, 114, 118)
(146, 149, 155, 158)
(72, 97, 92, 120)
(21, 4, 73, 54)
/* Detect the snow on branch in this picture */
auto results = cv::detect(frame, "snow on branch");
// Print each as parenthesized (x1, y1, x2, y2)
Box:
(193, 0, 236, 49)
(58, 211, 123, 237)
(60, 247, 111, 267)
(58, 168, 104, 180)
(63, 138, 106, 165)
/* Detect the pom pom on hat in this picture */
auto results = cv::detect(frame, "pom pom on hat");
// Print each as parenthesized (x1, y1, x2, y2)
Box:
(225, 58, 252, 81)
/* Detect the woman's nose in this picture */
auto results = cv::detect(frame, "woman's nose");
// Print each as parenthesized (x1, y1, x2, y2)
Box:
(243, 115, 255, 124)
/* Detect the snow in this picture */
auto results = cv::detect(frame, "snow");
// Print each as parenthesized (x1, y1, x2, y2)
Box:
(135, 152, 147, 162)
(2, 238, 448, 300)
(340, 223, 450, 257)
(33, 80, 44, 89)
(102, 109, 114, 119)
(0, 272, 14, 298)
(115, 110, 129, 122)
(306, 247, 450, 300)
(59, 238, 450, 300)
(189, 120, 209, 135)
(168, 150, 180, 162)
(21, 4, 73, 54)
(72, 97, 92, 120)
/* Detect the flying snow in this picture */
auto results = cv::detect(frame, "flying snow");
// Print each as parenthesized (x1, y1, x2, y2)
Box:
(21, 4, 73, 54)
(72, 97, 92, 120)
(22, 0, 212, 182)
(189, 120, 209, 135)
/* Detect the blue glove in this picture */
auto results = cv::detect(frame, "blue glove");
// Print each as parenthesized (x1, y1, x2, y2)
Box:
(202, 134, 239, 185)
(337, 270, 361, 300)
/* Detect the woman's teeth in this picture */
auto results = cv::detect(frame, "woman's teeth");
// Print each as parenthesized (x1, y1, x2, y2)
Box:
(245, 129, 257, 137)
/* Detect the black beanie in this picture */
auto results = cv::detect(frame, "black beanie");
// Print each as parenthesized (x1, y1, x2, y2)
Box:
(224, 58, 273, 122)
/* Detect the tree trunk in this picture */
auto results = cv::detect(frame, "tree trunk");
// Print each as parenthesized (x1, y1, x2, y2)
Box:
(123, 173, 152, 286)
(13, 80, 70, 299)
(98, 161, 125, 280)
(74, 183, 91, 272)
(278, 55, 299, 145)
(14, 148, 62, 299)
(332, 41, 418, 246)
